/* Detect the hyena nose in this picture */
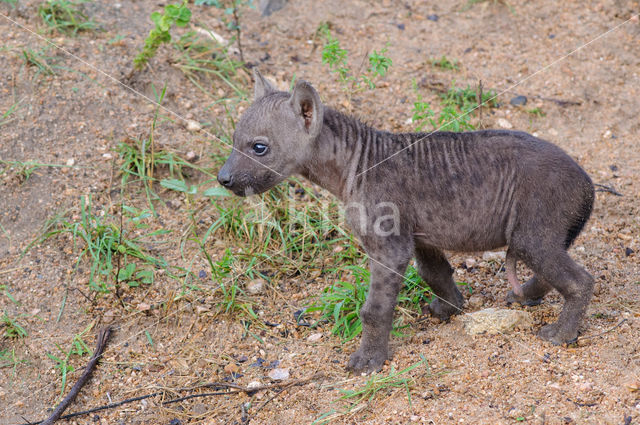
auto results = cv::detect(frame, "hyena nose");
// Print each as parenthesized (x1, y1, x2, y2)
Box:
(217, 170, 233, 188)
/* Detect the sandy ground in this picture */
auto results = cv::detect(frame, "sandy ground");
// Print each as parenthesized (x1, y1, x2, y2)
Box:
(1, 0, 639, 424)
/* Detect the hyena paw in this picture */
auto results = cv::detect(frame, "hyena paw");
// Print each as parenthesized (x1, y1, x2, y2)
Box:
(347, 346, 387, 374)
(538, 322, 578, 345)
(505, 290, 543, 307)
(427, 296, 463, 321)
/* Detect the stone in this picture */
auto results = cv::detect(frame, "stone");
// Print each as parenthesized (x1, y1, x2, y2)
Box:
(482, 251, 506, 261)
(259, 0, 287, 16)
(468, 294, 484, 309)
(247, 381, 262, 390)
(186, 120, 201, 132)
(460, 308, 533, 335)
(268, 368, 289, 380)
(307, 333, 323, 342)
(247, 278, 266, 295)
(510, 95, 527, 106)
(496, 118, 513, 129)
(623, 378, 639, 392)
(224, 362, 239, 374)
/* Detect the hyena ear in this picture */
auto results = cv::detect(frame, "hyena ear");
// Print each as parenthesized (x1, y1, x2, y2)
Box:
(253, 68, 278, 101)
(289, 80, 324, 139)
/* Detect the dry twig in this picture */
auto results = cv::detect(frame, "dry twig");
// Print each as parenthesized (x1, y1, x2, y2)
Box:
(39, 326, 113, 425)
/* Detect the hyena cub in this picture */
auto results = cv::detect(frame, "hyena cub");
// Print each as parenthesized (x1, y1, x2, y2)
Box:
(218, 70, 595, 373)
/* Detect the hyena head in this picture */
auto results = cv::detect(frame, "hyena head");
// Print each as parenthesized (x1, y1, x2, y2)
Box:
(217, 69, 324, 196)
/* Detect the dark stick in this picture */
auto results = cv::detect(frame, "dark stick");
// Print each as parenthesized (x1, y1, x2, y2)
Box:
(594, 183, 623, 196)
(232, 7, 244, 63)
(17, 393, 162, 425)
(577, 318, 628, 341)
(477, 80, 483, 126)
(18, 374, 323, 425)
(39, 327, 112, 425)
(161, 390, 244, 405)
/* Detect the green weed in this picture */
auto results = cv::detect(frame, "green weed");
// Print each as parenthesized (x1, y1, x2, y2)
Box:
(205, 181, 350, 273)
(22, 48, 56, 76)
(0, 100, 21, 127)
(1, 311, 28, 338)
(209, 248, 257, 318)
(411, 80, 497, 132)
(430, 55, 459, 71)
(463, 0, 515, 14)
(307, 264, 432, 341)
(171, 30, 246, 99)
(314, 358, 433, 424)
(0, 284, 18, 305)
(134, 0, 192, 70)
(32, 196, 168, 293)
(195, 0, 254, 62)
(46, 323, 93, 397)
(0, 349, 27, 377)
(38, 0, 97, 35)
(0, 159, 71, 183)
(527, 107, 546, 117)
(318, 23, 392, 97)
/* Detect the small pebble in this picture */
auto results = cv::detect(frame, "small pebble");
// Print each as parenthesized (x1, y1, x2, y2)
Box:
(186, 120, 202, 132)
(496, 118, 513, 129)
(625, 247, 634, 257)
(66, 158, 75, 166)
(464, 258, 476, 268)
(137, 302, 151, 311)
(623, 378, 639, 392)
(482, 251, 506, 261)
(510, 95, 527, 106)
(247, 381, 261, 389)
(186, 151, 197, 161)
(397, 23, 405, 30)
(247, 278, 266, 295)
(224, 362, 239, 375)
(195, 305, 209, 314)
(468, 294, 484, 309)
(268, 368, 289, 381)
(198, 270, 207, 279)
(427, 14, 439, 21)
(307, 333, 323, 342)
(578, 382, 593, 391)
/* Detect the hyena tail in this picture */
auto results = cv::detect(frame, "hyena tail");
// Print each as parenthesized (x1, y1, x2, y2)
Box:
(564, 183, 595, 250)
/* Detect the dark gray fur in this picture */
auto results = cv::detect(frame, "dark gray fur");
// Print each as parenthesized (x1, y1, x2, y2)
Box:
(218, 71, 595, 373)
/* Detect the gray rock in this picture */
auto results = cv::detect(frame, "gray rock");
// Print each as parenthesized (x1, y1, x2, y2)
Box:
(460, 308, 533, 335)
(510, 95, 527, 106)
(259, 0, 287, 16)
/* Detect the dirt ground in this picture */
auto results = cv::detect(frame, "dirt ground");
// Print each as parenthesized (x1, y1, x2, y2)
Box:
(1, 0, 640, 424)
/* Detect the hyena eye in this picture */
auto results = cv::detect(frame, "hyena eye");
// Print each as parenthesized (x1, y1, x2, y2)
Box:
(252, 142, 268, 156)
